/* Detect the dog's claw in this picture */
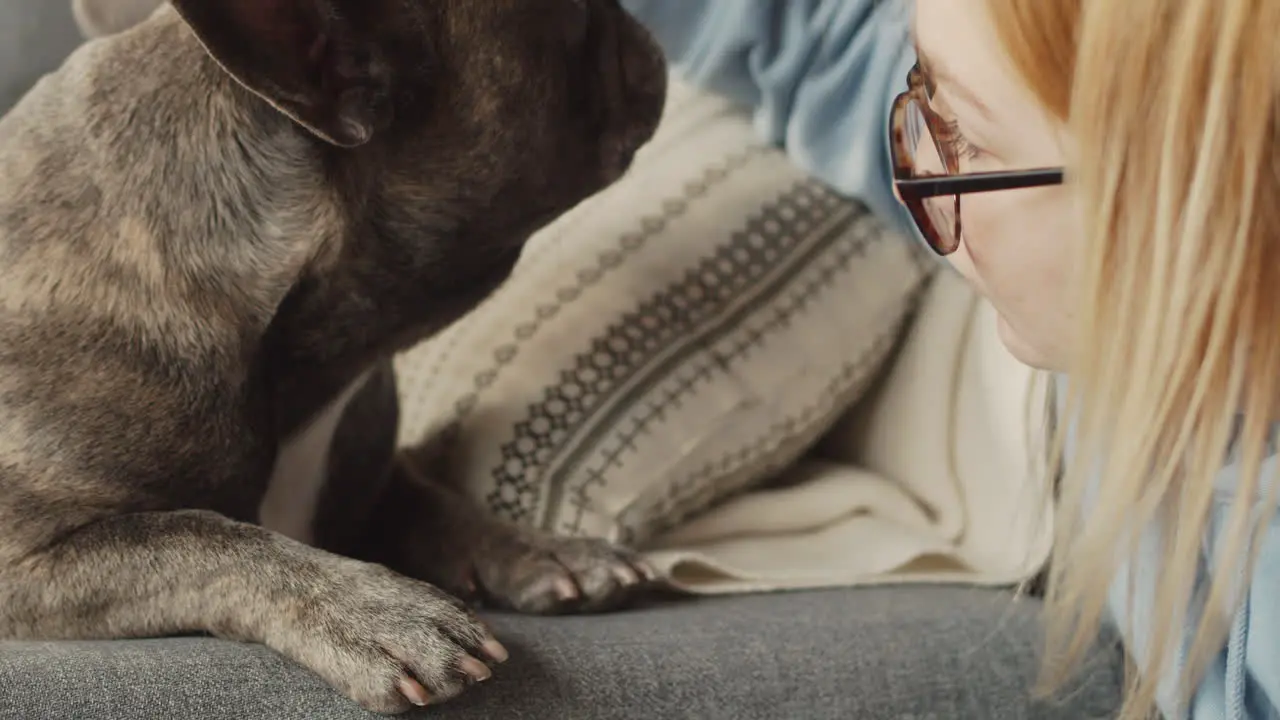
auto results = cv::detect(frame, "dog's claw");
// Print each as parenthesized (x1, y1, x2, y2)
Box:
(553, 575, 579, 601)
(458, 655, 491, 682)
(481, 638, 509, 664)
(613, 565, 641, 586)
(399, 677, 432, 707)
(464, 533, 658, 615)
(637, 560, 661, 582)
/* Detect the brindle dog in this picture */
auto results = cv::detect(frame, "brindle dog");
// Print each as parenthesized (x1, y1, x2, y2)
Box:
(0, 0, 665, 713)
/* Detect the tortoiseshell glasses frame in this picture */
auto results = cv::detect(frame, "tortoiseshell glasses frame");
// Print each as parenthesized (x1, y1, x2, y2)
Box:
(889, 63, 1065, 256)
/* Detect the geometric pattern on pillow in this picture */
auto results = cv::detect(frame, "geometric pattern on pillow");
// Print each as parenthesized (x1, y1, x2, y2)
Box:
(394, 77, 933, 546)
(494, 181, 909, 541)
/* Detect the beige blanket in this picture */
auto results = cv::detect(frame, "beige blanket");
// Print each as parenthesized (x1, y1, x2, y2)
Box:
(642, 271, 1055, 593)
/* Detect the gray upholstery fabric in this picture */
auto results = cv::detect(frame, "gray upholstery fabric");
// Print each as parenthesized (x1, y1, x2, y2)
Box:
(0, 587, 1122, 720)
(0, 0, 83, 113)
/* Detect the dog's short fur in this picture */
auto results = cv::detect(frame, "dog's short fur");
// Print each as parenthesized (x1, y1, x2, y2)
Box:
(0, 0, 665, 712)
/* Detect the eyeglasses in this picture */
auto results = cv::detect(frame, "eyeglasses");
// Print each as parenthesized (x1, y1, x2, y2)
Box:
(888, 63, 1065, 256)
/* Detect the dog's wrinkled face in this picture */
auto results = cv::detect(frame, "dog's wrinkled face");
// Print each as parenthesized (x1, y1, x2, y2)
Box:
(171, 0, 666, 265)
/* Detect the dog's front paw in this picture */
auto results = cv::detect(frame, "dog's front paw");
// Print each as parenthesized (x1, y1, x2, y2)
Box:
(285, 562, 508, 714)
(466, 531, 659, 615)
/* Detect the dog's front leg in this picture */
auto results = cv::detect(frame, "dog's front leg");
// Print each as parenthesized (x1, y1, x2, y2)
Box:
(298, 358, 660, 616)
(0, 508, 507, 713)
(356, 457, 660, 616)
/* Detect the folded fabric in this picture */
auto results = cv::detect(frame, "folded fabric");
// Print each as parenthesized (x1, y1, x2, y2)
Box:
(644, 271, 1055, 593)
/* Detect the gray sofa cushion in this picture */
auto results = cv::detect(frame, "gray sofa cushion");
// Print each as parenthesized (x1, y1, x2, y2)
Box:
(0, 587, 1122, 720)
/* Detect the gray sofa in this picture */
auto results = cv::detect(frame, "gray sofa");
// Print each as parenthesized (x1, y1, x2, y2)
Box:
(0, 4, 1124, 719)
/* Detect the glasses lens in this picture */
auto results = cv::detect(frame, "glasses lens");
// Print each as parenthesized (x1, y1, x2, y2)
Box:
(904, 99, 960, 254)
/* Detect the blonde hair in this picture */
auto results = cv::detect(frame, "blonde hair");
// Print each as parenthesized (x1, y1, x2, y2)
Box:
(984, 0, 1280, 718)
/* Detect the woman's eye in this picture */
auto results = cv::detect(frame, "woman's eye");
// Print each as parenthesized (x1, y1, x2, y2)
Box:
(936, 118, 984, 163)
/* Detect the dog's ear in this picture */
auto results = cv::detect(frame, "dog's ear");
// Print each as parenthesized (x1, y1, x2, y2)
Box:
(170, 0, 392, 147)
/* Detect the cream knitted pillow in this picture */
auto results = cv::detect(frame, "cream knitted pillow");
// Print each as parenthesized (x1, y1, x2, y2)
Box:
(393, 77, 933, 546)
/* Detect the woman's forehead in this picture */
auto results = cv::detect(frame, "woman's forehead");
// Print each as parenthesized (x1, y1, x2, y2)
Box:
(912, 1, 996, 84)
(914, 1, 1073, 165)
(912, 2, 1036, 123)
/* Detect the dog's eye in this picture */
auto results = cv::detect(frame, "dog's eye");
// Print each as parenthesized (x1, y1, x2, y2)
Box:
(564, 0, 590, 47)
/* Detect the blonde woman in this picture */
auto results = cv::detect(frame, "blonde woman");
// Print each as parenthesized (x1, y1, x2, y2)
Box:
(623, 0, 1280, 718)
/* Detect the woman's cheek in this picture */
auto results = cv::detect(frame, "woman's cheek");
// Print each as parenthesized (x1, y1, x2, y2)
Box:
(950, 198, 1040, 326)
(965, 189, 1081, 368)
(947, 197, 1006, 295)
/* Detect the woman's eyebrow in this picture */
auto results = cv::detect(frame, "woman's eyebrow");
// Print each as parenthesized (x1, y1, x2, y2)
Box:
(913, 43, 996, 123)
